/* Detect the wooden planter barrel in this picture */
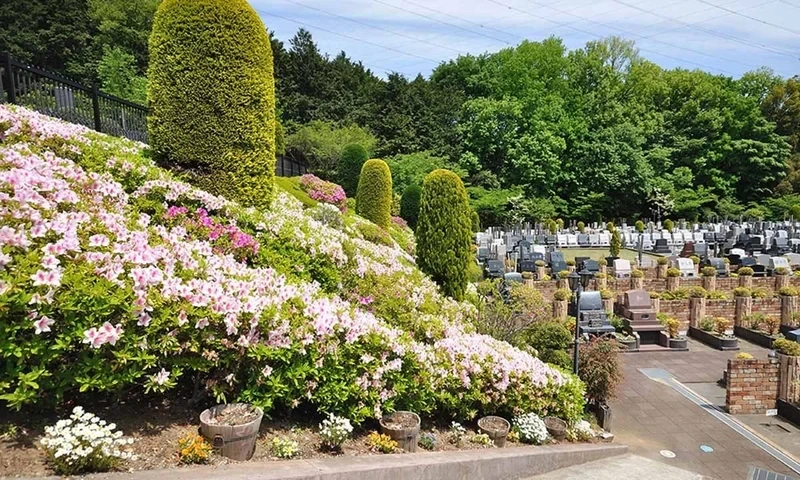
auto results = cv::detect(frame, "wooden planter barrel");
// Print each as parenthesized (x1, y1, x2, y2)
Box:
(199, 403, 263, 461)
(477, 416, 510, 447)
(379, 411, 420, 452)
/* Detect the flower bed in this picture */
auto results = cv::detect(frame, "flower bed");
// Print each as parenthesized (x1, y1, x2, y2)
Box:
(299, 174, 347, 211)
(0, 106, 583, 436)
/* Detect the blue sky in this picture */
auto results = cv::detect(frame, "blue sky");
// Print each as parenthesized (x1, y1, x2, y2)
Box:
(251, 0, 800, 79)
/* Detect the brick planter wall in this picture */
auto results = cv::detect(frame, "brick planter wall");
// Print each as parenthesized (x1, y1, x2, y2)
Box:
(726, 358, 780, 414)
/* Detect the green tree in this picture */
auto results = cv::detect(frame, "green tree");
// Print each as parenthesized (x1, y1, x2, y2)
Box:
(386, 151, 454, 194)
(356, 159, 392, 229)
(148, 0, 276, 209)
(400, 184, 422, 229)
(285, 121, 376, 180)
(634, 220, 644, 233)
(609, 229, 621, 258)
(338, 143, 369, 196)
(416, 169, 472, 300)
(471, 210, 481, 233)
(97, 47, 147, 103)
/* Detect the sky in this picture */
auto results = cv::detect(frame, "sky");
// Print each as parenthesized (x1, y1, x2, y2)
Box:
(251, 0, 800, 79)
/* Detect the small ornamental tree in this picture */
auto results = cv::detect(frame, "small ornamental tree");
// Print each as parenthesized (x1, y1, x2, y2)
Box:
(417, 169, 472, 300)
(634, 220, 644, 233)
(577, 221, 585, 232)
(338, 143, 369, 196)
(609, 229, 621, 258)
(664, 219, 674, 232)
(356, 159, 392, 229)
(548, 220, 558, 234)
(471, 210, 481, 233)
(148, 0, 276, 209)
(400, 184, 422, 229)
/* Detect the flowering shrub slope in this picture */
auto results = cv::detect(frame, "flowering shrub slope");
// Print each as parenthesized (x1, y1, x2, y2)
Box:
(0, 106, 583, 423)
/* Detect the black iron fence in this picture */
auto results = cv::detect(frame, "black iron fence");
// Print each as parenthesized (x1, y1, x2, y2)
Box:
(1, 51, 149, 142)
(0, 51, 307, 176)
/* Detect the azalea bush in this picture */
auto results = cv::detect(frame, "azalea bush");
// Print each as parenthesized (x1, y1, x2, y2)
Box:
(0, 106, 584, 426)
(299, 174, 347, 211)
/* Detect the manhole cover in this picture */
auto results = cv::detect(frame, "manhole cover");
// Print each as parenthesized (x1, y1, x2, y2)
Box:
(660, 450, 676, 458)
(700, 445, 714, 453)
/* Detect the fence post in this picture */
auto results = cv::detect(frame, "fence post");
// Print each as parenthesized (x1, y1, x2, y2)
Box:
(91, 84, 102, 132)
(3, 51, 16, 104)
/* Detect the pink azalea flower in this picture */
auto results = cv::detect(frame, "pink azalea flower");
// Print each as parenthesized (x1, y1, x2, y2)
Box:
(154, 368, 170, 385)
(88, 234, 109, 247)
(82, 327, 104, 348)
(33, 316, 54, 334)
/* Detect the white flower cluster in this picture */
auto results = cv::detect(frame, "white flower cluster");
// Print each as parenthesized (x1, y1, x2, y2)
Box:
(318, 413, 353, 448)
(574, 420, 592, 436)
(514, 413, 549, 445)
(40, 406, 135, 472)
(448, 421, 467, 444)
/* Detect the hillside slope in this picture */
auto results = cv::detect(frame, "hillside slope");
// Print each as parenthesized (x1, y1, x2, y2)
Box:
(0, 105, 583, 422)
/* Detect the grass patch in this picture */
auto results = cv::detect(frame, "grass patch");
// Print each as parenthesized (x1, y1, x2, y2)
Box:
(275, 176, 317, 208)
(557, 248, 661, 264)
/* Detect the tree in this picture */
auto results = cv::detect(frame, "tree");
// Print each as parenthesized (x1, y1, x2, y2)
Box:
(471, 210, 481, 233)
(634, 220, 644, 233)
(356, 159, 392, 229)
(609, 229, 621, 258)
(97, 47, 147, 103)
(338, 143, 368, 196)
(416, 169, 472, 300)
(285, 121, 376, 180)
(399, 184, 422, 229)
(148, 0, 276, 209)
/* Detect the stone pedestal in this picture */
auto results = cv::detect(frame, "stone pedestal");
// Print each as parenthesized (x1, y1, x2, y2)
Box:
(631, 277, 643, 290)
(595, 277, 607, 290)
(667, 277, 680, 291)
(656, 264, 667, 279)
(781, 295, 797, 327)
(739, 276, 753, 289)
(689, 297, 707, 329)
(600, 265, 607, 276)
(734, 296, 752, 327)
(777, 275, 790, 290)
(602, 298, 614, 313)
(702, 276, 716, 291)
(557, 278, 568, 290)
(553, 300, 568, 319)
(567, 265, 576, 273)
(652, 298, 661, 312)
(536, 266, 546, 279)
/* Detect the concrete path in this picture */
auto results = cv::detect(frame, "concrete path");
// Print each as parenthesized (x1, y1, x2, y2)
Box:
(526, 454, 708, 479)
(612, 337, 797, 479)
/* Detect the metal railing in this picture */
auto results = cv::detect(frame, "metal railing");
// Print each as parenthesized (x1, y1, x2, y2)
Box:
(1, 51, 149, 142)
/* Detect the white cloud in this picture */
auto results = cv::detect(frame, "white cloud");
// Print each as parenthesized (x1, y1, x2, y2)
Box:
(253, 0, 800, 78)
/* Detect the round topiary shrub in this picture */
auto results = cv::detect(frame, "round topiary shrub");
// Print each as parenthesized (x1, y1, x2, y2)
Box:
(664, 219, 674, 232)
(356, 159, 393, 229)
(701, 266, 717, 277)
(471, 210, 480, 233)
(148, 0, 276, 209)
(666, 267, 681, 277)
(338, 143, 369, 196)
(738, 267, 754, 276)
(689, 255, 700, 265)
(733, 287, 751, 297)
(416, 169, 472, 300)
(657, 256, 669, 266)
(634, 220, 644, 233)
(577, 221, 585, 232)
(554, 288, 572, 301)
(399, 184, 422, 229)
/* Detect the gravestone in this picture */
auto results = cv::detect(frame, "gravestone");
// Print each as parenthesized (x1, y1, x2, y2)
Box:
(770, 237, 790, 256)
(577, 234, 590, 247)
(549, 251, 566, 274)
(674, 257, 695, 277)
(614, 259, 632, 278)
(566, 234, 578, 247)
(519, 260, 536, 273)
(769, 257, 790, 275)
(477, 248, 490, 262)
(598, 233, 611, 246)
(484, 260, 505, 279)
(653, 238, 671, 254)
(575, 291, 615, 336)
(504, 272, 523, 284)
(620, 290, 658, 329)
(583, 259, 600, 273)
(708, 257, 727, 277)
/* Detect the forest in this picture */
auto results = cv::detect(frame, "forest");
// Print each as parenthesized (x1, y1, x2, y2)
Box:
(2, 0, 800, 225)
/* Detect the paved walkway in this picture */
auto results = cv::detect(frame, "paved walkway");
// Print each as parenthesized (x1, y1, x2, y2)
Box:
(612, 338, 798, 479)
(528, 454, 707, 479)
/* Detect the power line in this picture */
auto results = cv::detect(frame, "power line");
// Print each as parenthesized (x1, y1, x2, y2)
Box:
(279, 0, 471, 55)
(396, 0, 525, 43)
(369, 0, 514, 45)
(694, 0, 800, 36)
(518, 0, 760, 70)
(257, 9, 442, 66)
(610, 0, 800, 59)
(484, 0, 737, 75)
(637, 0, 776, 39)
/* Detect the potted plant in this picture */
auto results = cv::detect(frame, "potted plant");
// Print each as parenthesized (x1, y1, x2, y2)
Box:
(607, 229, 621, 266)
(598, 257, 608, 275)
(544, 417, 567, 441)
(666, 267, 681, 291)
(775, 266, 791, 289)
(199, 403, 264, 461)
(663, 219, 674, 232)
(577, 221, 585, 233)
(566, 259, 576, 272)
(557, 270, 571, 289)
(534, 259, 547, 279)
(634, 220, 644, 233)
(478, 415, 510, 447)
(553, 288, 571, 319)
(663, 317, 688, 350)
(690, 316, 739, 350)
(649, 290, 661, 312)
(522, 271, 534, 283)
(630, 268, 644, 289)
(656, 256, 669, 278)
(578, 337, 622, 431)
(379, 411, 421, 452)
(737, 266, 754, 288)
(600, 288, 615, 312)
(690, 255, 701, 275)
(701, 266, 717, 291)
(594, 272, 608, 290)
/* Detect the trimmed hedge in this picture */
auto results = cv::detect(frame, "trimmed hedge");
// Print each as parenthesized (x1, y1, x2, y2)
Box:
(471, 210, 481, 233)
(147, 0, 276, 209)
(416, 169, 472, 301)
(338, 143, 369, 196)
(400, 184, 422, 229)
(356, 159, 393, 228)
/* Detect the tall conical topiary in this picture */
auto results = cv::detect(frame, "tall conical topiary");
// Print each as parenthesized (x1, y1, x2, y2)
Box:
(400, 184, 422, 229)
(338, 143, 368, 196)
(147, 0, 276, 208)
(471, 210, 481, 233)
(416, 169, 472, 301)
(356, 159, 392, 229)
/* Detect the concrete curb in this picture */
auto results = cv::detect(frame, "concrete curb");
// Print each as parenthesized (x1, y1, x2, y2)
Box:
(20, 443, 627, 480)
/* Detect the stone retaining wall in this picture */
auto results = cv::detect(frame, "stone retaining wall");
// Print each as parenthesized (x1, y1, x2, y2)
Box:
(726, 358, 779, 415)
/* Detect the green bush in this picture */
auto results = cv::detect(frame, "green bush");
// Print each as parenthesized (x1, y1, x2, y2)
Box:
(275, 176, 318, 208)
(701, 266, 717, 277)
(356, 221, 394, 247)
(609, 229, 621, 257)
(663, 219, 674, 232)
(774, 338, 800, 356)
(391, 192, 401, 217)
(634, 220, 644, 233)
(666, 267, 681, 277)
(148, 0, 276, 209)
(775, 267, 790, 276)
(689, 255, 700, 265)
(338, 143, 369, 196)
(554, 288, 572, 301)
(699, 316, 715, 332)
(733, 287, 751, 297)
(416, 169, 472, 300)
(738, 267, 754, 276)
(578, 337, 622, 404)
(630, 269, 643, 278)
(356, 159, 393, 229)
(752, 287, 770, 298)
(576, 221, 585, 232)
(687, 286, 708, 298)
(657, 256, 669, 266)
(399, 184, 422, 229)
(471, 210, 481, 233)
(518, 321, 572, 370)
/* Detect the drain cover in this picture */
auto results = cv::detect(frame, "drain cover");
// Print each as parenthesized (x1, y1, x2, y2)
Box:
(700, 445, 714, 453)
(660, 450, 676, 458)
(748, 466, 799, 480)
